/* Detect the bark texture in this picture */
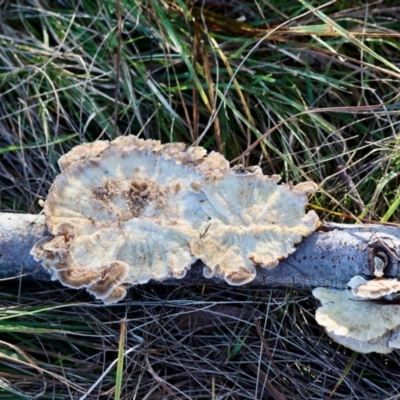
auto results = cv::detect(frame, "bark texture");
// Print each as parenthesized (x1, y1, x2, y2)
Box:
(1, 212, 400, 289)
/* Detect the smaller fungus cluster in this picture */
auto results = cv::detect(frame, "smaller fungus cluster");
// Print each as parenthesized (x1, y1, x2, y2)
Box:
(313, 262, 400, 353)
(31, 135, 319, 303)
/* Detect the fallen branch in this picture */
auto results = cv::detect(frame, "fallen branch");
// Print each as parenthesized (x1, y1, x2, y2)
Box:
(1, 212, 399, 289)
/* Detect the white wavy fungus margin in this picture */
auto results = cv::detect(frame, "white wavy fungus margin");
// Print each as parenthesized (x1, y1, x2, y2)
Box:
(31, 135, 319, 303)
(313, 276, 400, 354)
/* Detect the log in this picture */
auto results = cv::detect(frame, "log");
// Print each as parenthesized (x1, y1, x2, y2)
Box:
(1, 212, 399, 289)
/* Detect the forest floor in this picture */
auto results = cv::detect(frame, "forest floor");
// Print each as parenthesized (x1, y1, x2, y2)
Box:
(1, 1, 400, 398)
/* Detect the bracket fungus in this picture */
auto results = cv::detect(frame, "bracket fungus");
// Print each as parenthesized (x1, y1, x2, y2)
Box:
(31, 135, 319, 303)
(189, 173, 319, 285)
(348, 275, 400, 299)
(313, 275, 400, 353)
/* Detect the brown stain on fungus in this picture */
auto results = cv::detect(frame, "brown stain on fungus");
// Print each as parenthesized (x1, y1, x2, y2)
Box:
(127, 180, 154, 217)
(103, 286, 128, 304)
(91, 178, 171, 219)
(91, 179, 120, 203)
(87, 262, 129, 298)
(225, 267, 256, 285)
(127, 179, 169, 216)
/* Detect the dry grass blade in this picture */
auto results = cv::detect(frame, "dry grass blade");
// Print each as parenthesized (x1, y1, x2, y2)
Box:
(327, 351, 358, 400)
(191, 5, 400, 39)
(114, 318, 126, 400)
(113, 0, 123, 138)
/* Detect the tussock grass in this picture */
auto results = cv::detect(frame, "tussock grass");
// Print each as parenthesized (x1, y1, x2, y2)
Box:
(1, 0, 400, 398)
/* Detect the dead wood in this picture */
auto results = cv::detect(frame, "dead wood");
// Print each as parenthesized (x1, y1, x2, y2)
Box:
(1, 212, 399, 289)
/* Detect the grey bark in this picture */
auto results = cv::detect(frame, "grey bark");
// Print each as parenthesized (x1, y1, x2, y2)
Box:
(1, 212, 399, 289)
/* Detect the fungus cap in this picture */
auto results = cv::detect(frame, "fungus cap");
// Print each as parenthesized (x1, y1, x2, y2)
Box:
(32, 138, 213, 303)
(373, 254, 387, 278)
(348, 275, 400, 299)
(32, 135, 320, 302)
(313, 286, 400, 353)
(191, 172, 319, 285)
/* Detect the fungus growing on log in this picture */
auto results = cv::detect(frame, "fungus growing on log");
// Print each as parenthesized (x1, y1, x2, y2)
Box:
(348, 275, 400, 299)
(189, 173, 319, 285)
(31, 137, 211, 303)
(31, 136, 319, 303)
(313, 276, 400, 353)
